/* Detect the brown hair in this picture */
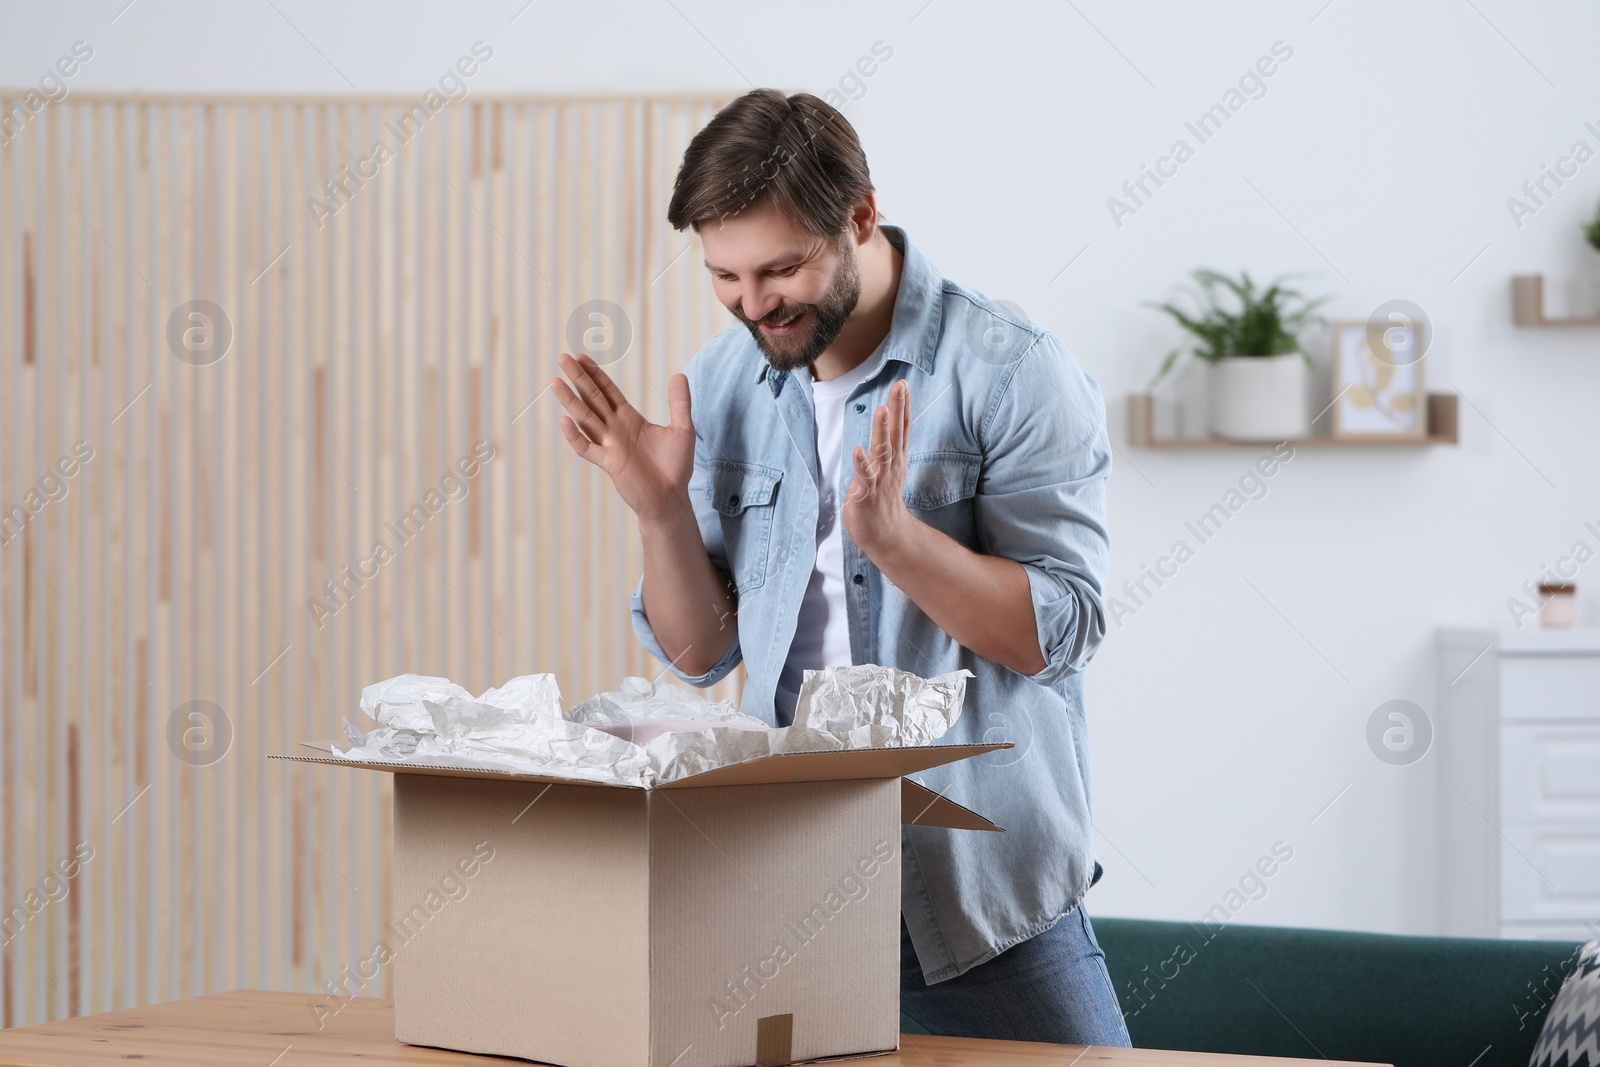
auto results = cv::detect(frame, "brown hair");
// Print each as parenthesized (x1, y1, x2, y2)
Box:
(667, 89, 873, 238)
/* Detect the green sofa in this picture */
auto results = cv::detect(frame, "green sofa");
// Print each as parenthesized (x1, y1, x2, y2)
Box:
(901, 917, 1586, 1066)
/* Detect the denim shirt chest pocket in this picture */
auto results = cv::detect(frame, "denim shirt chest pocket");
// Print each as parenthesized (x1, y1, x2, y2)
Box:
(706, 458, 785, 593)
(901, 450, 981, 546)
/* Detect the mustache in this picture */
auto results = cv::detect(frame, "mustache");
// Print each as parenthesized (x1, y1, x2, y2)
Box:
(742, 303, 808, 325)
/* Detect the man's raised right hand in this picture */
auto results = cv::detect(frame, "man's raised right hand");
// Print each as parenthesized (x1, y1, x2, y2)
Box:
(552, 352, 696, 525)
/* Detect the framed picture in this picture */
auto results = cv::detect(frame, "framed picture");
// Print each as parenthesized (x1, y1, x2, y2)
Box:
(1330, 319, 1427, 440)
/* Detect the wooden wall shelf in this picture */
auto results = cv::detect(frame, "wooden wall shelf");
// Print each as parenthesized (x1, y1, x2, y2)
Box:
(1127, 393, 1459, 448)
(1512, 274, 1600, 326)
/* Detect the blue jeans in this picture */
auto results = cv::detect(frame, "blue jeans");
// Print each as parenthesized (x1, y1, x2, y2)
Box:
(900, 904, 1132, 1047)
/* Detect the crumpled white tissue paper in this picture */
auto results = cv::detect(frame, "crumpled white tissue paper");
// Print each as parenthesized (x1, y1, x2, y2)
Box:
(331, 663, 974, 788)
(341, 672, 654, 786)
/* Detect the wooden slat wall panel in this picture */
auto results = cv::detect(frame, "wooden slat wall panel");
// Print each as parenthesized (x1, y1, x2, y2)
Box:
(0, 93, 742, 1027)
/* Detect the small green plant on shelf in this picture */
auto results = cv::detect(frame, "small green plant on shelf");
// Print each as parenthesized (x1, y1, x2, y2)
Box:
(1585, 197, 1600, 251)
(1144, 268, 1332, 389)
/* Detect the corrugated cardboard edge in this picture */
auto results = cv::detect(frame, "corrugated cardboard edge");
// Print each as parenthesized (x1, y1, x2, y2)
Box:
(275, 755, 1004, 836)
(269, 741, 1010, 791)
(270, 749, 639, 790)
(654, 743, 1010, 788)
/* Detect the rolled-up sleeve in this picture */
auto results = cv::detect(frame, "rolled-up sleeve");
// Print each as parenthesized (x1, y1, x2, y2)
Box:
(628, 453, 745, 688)
(974, 332, 1111, 687)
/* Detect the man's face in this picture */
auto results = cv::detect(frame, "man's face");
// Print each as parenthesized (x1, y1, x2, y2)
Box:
(698, 199, 861, 373)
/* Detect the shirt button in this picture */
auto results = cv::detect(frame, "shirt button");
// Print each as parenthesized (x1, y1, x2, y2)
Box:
(852, 573, 865, 585)
(853, 402, 866, 413)
(727, 493, 740, 506)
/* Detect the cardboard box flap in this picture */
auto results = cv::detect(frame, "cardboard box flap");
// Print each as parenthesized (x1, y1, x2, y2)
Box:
(657, 742, 1009, 789)
(901, 778, 1003, 832)
(267, 750, 640, 790)
(271, 741, 1012, 800)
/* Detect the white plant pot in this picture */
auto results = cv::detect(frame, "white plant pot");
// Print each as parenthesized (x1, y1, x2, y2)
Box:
(1590, 248, 1600, 316)
(1206, 354, 1309, 441)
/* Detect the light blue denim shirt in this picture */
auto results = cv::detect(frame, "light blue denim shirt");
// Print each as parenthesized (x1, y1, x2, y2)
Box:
(629, 224, 1112, 985)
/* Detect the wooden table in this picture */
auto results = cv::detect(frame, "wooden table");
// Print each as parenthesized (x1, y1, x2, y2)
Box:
(0, 990, 1384, 1067)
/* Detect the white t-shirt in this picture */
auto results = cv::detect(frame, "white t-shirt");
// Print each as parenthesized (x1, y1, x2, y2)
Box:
(774, 347, 884, 727)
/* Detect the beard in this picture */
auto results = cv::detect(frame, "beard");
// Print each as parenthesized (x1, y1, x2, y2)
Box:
(734, 238, 862, 374)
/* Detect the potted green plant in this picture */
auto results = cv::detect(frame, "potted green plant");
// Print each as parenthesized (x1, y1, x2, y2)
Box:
(1584, 198, 1600, 315)
(1146, 268, 1332, 441)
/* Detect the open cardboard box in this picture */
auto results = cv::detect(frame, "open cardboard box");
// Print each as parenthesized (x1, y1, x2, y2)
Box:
(273, 738, 1010, 1067)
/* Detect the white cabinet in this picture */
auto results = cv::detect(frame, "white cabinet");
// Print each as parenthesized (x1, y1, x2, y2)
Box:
(1437, 627, 1600, 940)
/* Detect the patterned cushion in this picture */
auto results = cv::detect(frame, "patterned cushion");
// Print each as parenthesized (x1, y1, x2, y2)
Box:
(1530, 940, 1600, 1067)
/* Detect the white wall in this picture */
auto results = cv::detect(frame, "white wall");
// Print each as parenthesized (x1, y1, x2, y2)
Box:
(6, 0, 1599, 938)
